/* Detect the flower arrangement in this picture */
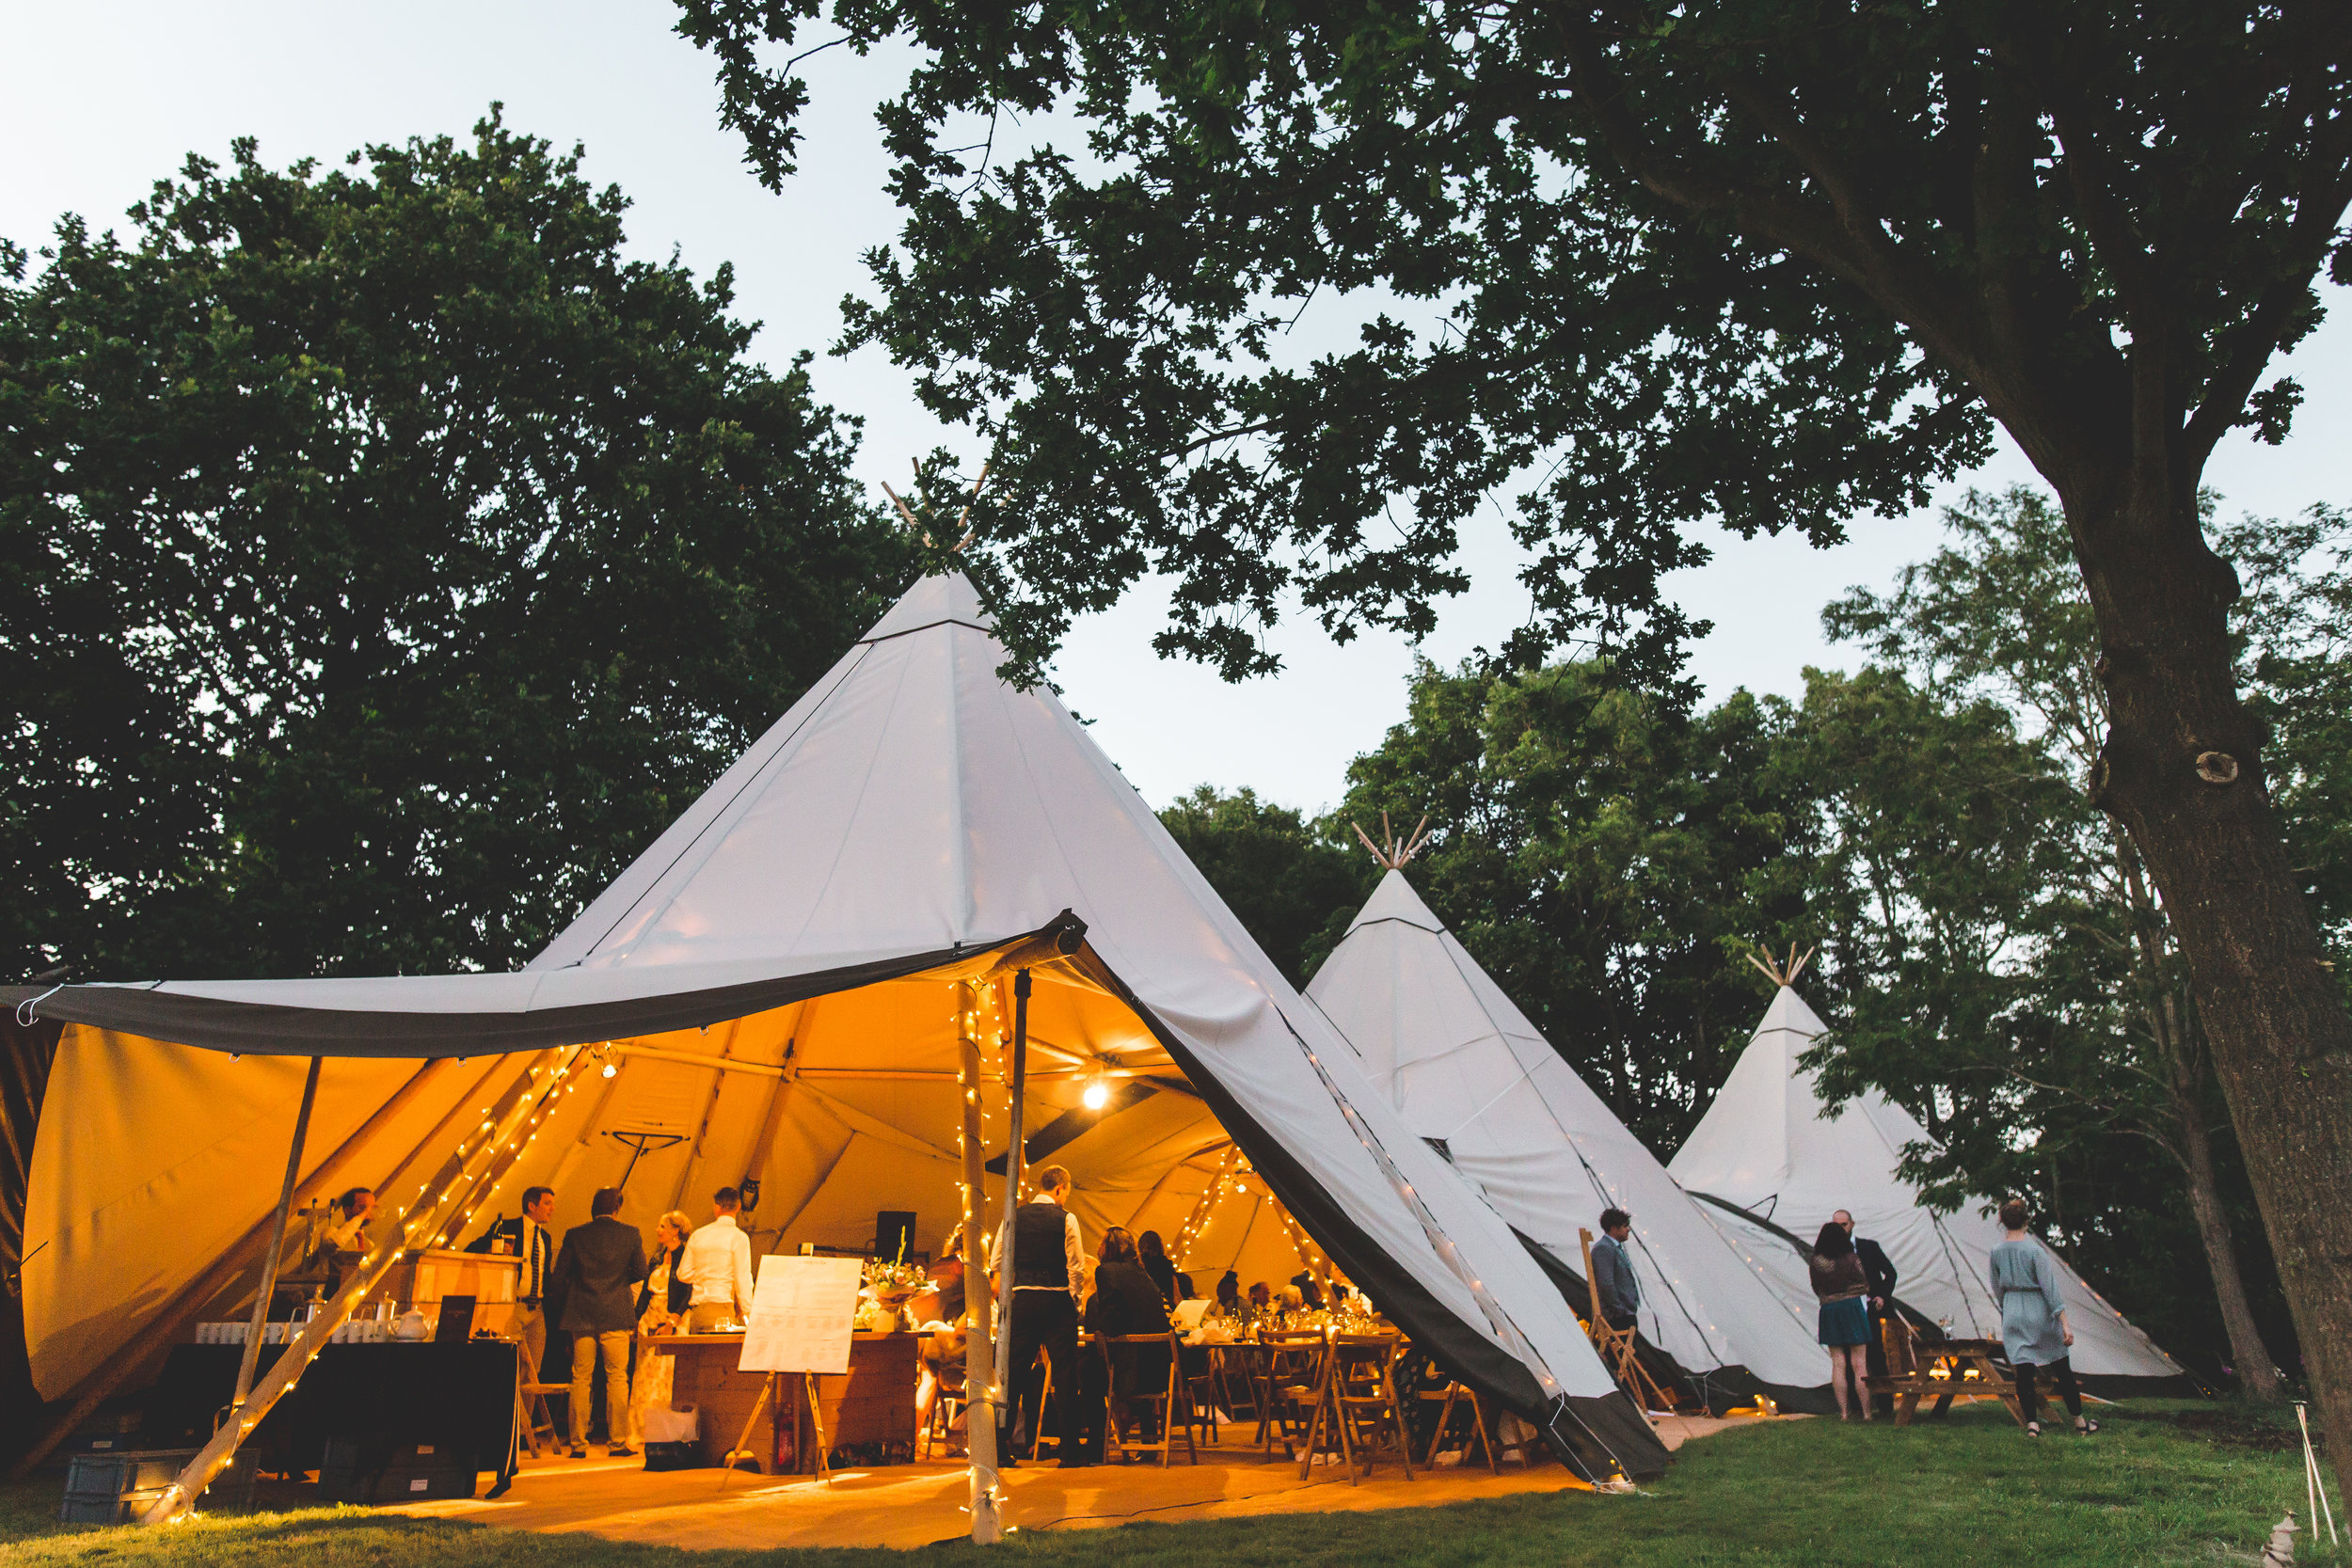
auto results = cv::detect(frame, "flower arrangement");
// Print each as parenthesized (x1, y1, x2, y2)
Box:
(865, 1234, 926, 1300)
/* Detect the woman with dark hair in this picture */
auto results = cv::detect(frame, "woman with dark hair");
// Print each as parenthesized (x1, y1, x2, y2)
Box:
(1992, 1198, 2096, 1438)
(1216, 1271, 1242, 1314)
(1810, 1220, 1873, 1420)
(1136, 1229, 1179, 1308)
(1081, 1227, 1172, 1461)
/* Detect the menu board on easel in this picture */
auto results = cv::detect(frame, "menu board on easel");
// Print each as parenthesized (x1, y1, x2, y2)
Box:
(738, 1254, 862, 1374)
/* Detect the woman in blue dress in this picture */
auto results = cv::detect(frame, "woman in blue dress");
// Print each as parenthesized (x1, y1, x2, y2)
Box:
(1809, 1221, 1873, 1420)
(1991, 1197, 2098, 1437)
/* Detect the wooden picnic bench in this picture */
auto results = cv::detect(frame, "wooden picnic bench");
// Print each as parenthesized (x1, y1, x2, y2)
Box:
(1865, 1315, 2025, 1427)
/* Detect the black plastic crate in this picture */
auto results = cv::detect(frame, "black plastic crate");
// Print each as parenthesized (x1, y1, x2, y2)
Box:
(318, 1436, 477, 1505)
(59, 1449, 192, 1524)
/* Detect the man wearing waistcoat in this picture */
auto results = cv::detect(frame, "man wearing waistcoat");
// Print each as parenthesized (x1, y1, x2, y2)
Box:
(994, 1164, 1085, 1466)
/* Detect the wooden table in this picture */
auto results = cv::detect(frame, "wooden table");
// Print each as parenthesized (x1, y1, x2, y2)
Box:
(1867, 1330, 2025, 1427)
(641, 1332, 919, 1472)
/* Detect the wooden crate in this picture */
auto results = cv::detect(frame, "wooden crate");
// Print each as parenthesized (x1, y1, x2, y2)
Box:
(377, 1249, 521, 1338)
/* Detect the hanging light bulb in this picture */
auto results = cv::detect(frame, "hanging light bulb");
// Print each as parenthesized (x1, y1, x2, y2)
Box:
(602, 1061, 618, 1079)
(1082, 1076, 1111, 1111)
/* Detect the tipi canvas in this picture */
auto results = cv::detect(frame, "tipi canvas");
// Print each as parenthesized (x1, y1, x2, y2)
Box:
(1668, 985, 2185, 1387)
(7, 575, 1670, 1485)
(1308, 870, 1833, 1409)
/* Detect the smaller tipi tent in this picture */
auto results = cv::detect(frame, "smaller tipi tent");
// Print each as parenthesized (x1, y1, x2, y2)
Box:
(1307, 869, 1832, 1408)
(1668, 985, 2185, 1387)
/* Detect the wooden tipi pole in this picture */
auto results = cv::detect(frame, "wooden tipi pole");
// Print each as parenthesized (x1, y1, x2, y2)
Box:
(956, 981, 1003, 1544)
(229, 1056, 322, 1416)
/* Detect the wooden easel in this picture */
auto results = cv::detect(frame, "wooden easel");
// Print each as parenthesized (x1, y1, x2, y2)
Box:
(721, 1372, 833, 1485)
(1579, 1227, 1677, 1414)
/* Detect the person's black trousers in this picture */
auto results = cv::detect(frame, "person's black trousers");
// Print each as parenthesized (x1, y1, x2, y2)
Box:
(1001, 1290, 1078, 1462)
(2010, 1356, 2083, 1425)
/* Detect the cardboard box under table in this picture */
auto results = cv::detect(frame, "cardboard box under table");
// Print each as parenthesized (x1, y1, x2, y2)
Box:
(644, 1332, 918, 1472)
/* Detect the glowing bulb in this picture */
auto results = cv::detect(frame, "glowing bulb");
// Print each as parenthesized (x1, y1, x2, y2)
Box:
(1083, 1078, 1111, 1111)
(602, 1062, 618, 1079)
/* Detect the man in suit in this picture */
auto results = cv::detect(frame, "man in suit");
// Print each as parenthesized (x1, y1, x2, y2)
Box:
(469, 1185, 558, 1383)
(1592, 1207, 1642, 1333)
(1836, 1210, 1899, 1416)
(551, 1186, 648, 1457)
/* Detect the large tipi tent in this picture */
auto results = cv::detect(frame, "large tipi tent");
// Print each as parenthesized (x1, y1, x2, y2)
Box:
(1669, 984, 2186, 1388)
(1307, 869, 1832, 1409)
(4, 574, 1668, 1488)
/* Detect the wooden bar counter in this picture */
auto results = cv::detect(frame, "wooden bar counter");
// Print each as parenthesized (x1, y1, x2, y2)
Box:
(641, 1332, 919, 1472)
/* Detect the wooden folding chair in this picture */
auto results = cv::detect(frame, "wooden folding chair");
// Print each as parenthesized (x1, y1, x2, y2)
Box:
(1026, 1345, 1061, 1462)
(1101, 1332, 1196, 1467)
(516, 1356, 569, 1457)
(1255, 1329, 1329, 1460)
(1315, 1333, 1414, 1483)
(1416, 1376, 1498, 1473)
(1579, 1227, 1676, 1415)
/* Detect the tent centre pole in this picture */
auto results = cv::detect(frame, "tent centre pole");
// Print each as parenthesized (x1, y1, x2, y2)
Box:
(232, 1054, 323, 1415)
(957, 981, 1002, 1544)
(988, 969, 1031, 1491)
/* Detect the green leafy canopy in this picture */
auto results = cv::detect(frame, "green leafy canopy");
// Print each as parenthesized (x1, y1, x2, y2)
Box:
(0, 111, 914, 981)
(677, 0, 2350, 688)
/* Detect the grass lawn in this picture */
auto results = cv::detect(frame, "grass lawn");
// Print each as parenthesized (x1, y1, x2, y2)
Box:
(4, 1402, 2344, 1567)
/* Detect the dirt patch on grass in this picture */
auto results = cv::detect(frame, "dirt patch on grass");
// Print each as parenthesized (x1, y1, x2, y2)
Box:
(2130, 1408, 2314, 1453)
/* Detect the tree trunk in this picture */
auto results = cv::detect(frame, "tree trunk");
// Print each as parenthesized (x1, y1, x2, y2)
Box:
(2074, 470, 2352, 1497)
(2172, 1092, 2283, 1400)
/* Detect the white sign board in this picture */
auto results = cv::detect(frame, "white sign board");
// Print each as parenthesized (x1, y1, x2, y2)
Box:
(738, 1254, 862, 1374)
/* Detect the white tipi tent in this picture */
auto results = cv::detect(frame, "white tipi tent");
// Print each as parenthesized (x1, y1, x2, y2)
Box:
(8, 574, 1669, 1495)
(1668, 984, 2185, 1386)
(1307, 869, 1832, 1408)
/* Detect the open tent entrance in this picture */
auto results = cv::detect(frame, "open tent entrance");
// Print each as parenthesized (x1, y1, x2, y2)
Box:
(8, 572, 1670, 1528)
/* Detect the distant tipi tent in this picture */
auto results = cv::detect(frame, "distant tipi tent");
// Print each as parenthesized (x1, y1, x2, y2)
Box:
(1306, 847, 1834, 1410)
(1668, 976, 2185, 1387)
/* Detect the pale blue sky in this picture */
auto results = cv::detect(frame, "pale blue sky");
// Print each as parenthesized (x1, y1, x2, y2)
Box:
(8, 1, 2344, 812)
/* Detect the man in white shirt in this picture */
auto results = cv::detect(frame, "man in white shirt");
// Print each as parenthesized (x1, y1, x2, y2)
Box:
(993, 1164, 1084, 1465)
(678, 1186, 756, 1332)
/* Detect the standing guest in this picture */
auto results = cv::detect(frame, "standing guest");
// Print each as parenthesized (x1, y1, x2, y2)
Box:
(628, 1210, 693, 1447)
(993, 1164, 1083, 1466)
(551, 1187, 649, 1457)
(678, 1187, 755, 1332)
(1081, 1227, 1173, 1461)
(469, 1186, 558, 1383)
(1137, 1229, 1179, 1309)
(1835, 1209, 1899, 1416)
(1592, 1208, 1642, 1332)
(1810, 1220, 1873, 1421)
(1993, 1198, 2097, 1439)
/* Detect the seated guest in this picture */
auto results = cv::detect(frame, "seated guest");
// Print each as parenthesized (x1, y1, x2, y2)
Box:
(1081, 1227, 1172, 1461)
(1216, 1271, 1242, 1314)
(311, 1187, 375, 1295)
(1247, 1280, 1272, 1313)
(1136, 1229, 1179, 1307)
(1291, 1271, 1325, 1309)
(917, 1228, 972, 1449)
